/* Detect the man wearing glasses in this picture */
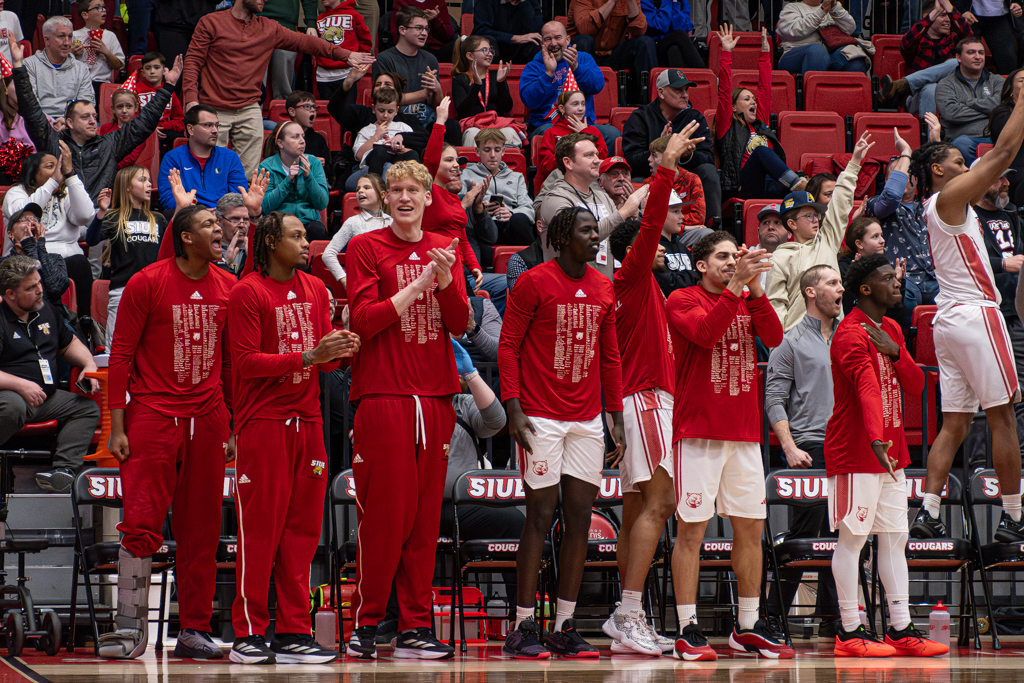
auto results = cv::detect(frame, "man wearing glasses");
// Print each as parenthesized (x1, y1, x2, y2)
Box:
(372, 7, 444, 128)
(766, 132, 875, 331)
(214, 193, 251, 275)
(158, 105, 249, 213)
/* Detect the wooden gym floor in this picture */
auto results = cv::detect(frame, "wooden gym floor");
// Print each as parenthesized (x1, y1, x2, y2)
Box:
(2, 637, 1024, 683)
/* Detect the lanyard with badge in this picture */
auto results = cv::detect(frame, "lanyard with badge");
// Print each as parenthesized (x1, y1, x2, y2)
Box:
(477, 73, 490, 111)
(19, 314, 53, 385)
(568, 185, 609, 266)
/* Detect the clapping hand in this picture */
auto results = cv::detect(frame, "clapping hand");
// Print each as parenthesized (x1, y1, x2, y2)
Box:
(564, 44, 579, 71)
(298, 154, 311, 178)
(95, 188, 112, 216)
(496, 60, 510, 82)
(894, 127, 912, 156)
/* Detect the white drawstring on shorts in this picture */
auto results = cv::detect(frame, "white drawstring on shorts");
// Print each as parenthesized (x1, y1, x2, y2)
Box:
(413, 395, 426, 448)
(285, 417, 300, 432)
(173, 417, 196, 439)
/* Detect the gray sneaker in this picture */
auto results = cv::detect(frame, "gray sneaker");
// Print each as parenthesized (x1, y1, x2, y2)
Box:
(174, 629, 224, 659)
(36, 468, 74, 493)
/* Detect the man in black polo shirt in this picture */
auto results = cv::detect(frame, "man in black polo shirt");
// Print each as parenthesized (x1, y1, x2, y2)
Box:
(0, 255, 99, 493)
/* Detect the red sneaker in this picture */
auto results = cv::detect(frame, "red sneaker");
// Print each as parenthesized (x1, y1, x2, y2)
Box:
(729, 620, 796, 659)
(884, 625, 949, 657)
(834, 625, 898, 657)
(674, 624, 717, 661)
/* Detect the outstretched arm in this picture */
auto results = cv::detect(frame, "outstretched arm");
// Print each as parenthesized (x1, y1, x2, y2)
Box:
(937, 90, 1024, 225)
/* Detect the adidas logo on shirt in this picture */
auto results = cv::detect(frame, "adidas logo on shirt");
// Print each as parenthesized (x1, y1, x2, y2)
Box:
(190, 291, 203, 300)
(408, 252, 421, 261)
(575, 289, 587, 298)
(238, 474, 251, 484)
(12, 332, 19, 339)
(353, 454, 364, 463)
(616, 301, 622, 310)
(287, 291, 297, 300)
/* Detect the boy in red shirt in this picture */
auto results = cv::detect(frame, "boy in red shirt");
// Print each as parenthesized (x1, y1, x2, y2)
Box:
(825, 253, 946, 658)
(667, 231, 788, 660)
(315, 0, 373, 103)
(643, 134, 706, 229)
(228, 212, 360, 665)
(345, 160, 468, 660)
(134, 51, 185, 154)
(499, 204, 625, 659)
(102, 202, 240, 661)
(602, 127, 700, 657)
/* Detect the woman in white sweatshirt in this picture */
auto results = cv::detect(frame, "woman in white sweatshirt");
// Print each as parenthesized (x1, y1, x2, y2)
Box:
(3, 144, 95, 316)
(323, 173, 392, 290)
(776, 0, 869, 75)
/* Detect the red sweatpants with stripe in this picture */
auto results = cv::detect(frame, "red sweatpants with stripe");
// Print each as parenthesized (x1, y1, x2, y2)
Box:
(232, 418, 328, 637)
(351, 395, 454, 630)
(117, 400, 229, 632)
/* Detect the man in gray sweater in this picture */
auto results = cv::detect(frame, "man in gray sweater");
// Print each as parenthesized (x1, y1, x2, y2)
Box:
(764, 264, 844, 636)
(936, 36, 1004, 165)
(23, 17, 93, 120)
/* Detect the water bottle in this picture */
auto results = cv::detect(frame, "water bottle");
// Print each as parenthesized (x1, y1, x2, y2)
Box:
(930, 602, 950, 650)
(315, 605, 337, 649)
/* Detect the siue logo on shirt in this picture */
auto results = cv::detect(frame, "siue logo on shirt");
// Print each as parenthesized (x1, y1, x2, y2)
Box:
(710, 314, 755, 396)
(554, 302, 601, 383)
(318, 13, 353, 45)
(396, 263, 442, 344)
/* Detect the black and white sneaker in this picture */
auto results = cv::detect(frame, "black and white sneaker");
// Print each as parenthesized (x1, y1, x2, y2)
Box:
(995, 510, 1024, 542)
(229, 634, 275, 664)
(393, 627, 455, 659)
(544, 619, 599, 658)
(375, 619, 399, 645)
(346, 626, 377, 660)
(909, 510, 947, 539)
(270, 633, 339, 664)
(174, 628, 224, 659)
(36, 468, 75, 493)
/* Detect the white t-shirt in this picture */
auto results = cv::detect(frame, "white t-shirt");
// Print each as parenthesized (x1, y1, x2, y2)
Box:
(71, 27, 125, 83)
(0, 12, 24, 62)
(353, 120, 414, 165)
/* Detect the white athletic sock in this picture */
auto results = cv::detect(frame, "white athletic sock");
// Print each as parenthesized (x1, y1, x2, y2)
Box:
(553, 599, 575, 632)
(738, 596, 759, 631)
(877, 531, 911, 630)
(619, 590, 643, 614)
(1003, 493, 1022, 522)
(515, 605, 534, 630)
(676, 604, 698, 627)
(833, 524, 869, 632)
(922, 493, 941, 520)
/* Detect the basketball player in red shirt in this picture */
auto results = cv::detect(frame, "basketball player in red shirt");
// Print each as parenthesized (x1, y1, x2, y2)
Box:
(103, 203, 237, 660)
(826, 253, 946, 658)
(499, 204, 625, 659)
(228, 212, 360, 665)
(345, 160, 469, 660)
(667, 232, 789, 660)
(909, 90, 1024, 542)
(602, 127, 701, 656)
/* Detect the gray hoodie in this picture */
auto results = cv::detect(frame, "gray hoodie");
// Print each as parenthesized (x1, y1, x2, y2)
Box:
(460, 161, 535, 223)
(533, 177, 624, 279)
(23, 53, 93, 120)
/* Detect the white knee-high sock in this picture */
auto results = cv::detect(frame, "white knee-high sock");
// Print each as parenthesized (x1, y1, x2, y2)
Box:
(833, 524, 869, 632)
(877, 531, 911, 630)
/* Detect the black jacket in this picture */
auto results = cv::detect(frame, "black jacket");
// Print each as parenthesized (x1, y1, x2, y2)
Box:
(976, 203, 1024, 322)
(717, 116, 784, 195)
(452, 71, 514, 119)
(14, 65, 172, 202)
(621, 98, 714, 179)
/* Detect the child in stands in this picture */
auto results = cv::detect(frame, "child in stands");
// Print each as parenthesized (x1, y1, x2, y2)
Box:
(134, 51, 185, 154)
(323, 173, 391, 290)
(285, 91, 333, 186)
(644, 134, 706, 229)
(72, 0, 123, 102)
(314, 0, 372, 103)
(353, 87, 417, 179)
(98, 90, 144, 169)
(536, 90, 607, 193)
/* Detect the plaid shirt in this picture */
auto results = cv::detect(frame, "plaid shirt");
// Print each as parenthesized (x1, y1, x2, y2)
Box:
(901, 11, 972, 74)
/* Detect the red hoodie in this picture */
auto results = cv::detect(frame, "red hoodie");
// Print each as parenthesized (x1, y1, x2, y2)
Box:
(316, 1, 372, 70)
(134, 75, 185, 133)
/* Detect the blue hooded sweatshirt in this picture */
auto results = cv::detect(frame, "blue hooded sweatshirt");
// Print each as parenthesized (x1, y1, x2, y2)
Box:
(519, 48, 605, 130)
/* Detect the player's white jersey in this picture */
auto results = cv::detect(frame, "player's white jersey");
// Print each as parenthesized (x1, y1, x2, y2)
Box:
(923, 195, 1000, 318)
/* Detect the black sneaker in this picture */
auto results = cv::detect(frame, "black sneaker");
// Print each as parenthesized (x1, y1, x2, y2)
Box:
(502, 618, 550, 659)
(817, 619, 839, 640)
(995, 510, 1024, 542)
(375, 619, 398, 645)
(270, 633, 339, 664)
(35, 468, 74, 493)
(393, 627, 455, 659)
(675, 623, 717, 661)
(729, 620, 796, 658)
(544, 619, 599, 658)
(909, 509, 947, 539)
(229, 634, 275, 664)
(174, 628, 224, 659)
(346, 626, 377, 660)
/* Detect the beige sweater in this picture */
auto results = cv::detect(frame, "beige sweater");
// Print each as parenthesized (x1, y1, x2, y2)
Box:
(765, 160, 860, 331)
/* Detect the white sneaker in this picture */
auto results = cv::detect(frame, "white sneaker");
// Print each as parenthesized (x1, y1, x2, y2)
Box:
(602, 604, 629, 641)
(642, 619, 674, 653)
(616, 610, 662, 656)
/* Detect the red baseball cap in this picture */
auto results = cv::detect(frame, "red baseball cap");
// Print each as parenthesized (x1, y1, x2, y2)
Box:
(599, 156, 631, 175)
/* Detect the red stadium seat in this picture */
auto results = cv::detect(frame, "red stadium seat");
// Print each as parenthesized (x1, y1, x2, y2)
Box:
(173, 137, 188, 149)
(341, 192, 359, 222)
(649, 68, 715, 114)
(461, 13, 473, 35)
(312, 116, 342, 151)
(61, 278, 77, 315)
(852, 112, 921, 159)
(871, 34, 904, 82)
(97, 81, 119, 125)
(308, 240, 330, 262)
(741, 199, 780, 248)
(906, 305, 939, 448)
(778, 111, 845, 171)
(704, 109, 715, 135)
(803, 72, 872, 119)
(593, 68, 618, 125)
(310, 254, 346, 300)
(127, 54, 142, 76)
(493, 245, 527, 274)
(977, 143, 994, 157)
(609, 107, 636, 132)
(614, 138, 622, 157)
(32, 14, 44, 51)
(456, 149, 528, 176)
(134, 133, 160, 187)
(92, 280, 110, 331)
(730, 70, 797, 118)
(800, 152, 833, 176)
(707, 31, 765, 76)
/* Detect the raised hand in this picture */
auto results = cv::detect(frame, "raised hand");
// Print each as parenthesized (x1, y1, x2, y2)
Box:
(662, 121, 704, 168)
(349, 52, 375, 68)
(894, 257, 906, 281)
(924, 111, 942, 142)
(542, 46, 558, 76)
(240, 168, 270, 217)
(298, 154, 311, 178)
(620, 184, 650, 218)
(850, 131, 876, 166)
(730, 247, 773, 291)
(564, 44, 579, 71)
(9, 38, 23, 67)
(893, 127, 912, 156)
(164, 54, 183, 87)
(426, 238, 458, 289)
(96, 188, 112, 215)
(436, 95, 451, 126)
(761, 26, 770, 52)
(718, 24, 739, 52)
(168, 167, 197, 209)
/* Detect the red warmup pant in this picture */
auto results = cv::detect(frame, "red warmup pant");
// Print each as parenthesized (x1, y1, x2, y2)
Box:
(351, 395, 454, 630)
(117, 400, 229, 632)
(232, 418, 328, 637)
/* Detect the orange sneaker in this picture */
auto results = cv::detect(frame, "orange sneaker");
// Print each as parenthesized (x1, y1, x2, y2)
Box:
(884, 625, 949, 657)
(834, 625, 898, 657)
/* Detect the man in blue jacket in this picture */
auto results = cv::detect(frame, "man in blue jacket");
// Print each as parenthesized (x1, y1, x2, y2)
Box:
(519, 20, 620, 152)
(158, 105, 249, 212)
